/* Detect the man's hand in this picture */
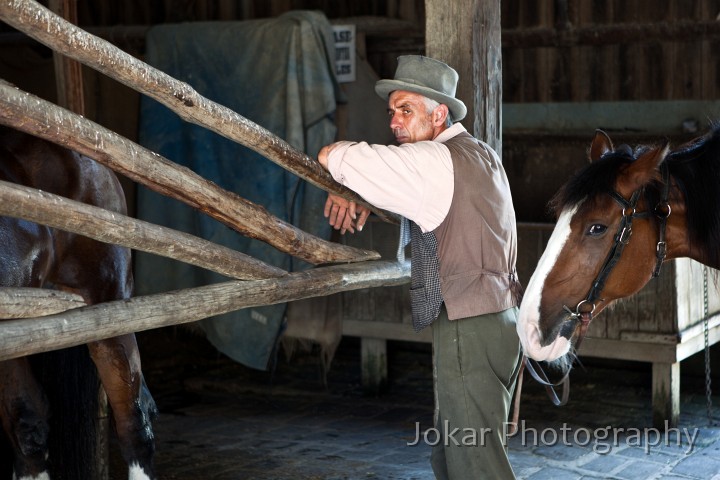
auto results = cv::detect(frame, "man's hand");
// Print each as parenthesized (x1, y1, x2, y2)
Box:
(318, 144, 370, 234)
(324, 194, 371, 234)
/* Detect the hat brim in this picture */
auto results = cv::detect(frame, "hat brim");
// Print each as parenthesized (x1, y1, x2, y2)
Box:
(375, 79, 467, 122)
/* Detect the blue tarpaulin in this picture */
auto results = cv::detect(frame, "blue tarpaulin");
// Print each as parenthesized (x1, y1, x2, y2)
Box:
(135, 11, 340, 370)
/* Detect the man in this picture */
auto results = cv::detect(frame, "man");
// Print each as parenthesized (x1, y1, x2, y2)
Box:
(318, 55, 522, 479)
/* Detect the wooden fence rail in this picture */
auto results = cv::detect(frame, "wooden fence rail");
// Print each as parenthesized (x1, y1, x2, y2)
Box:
(0, 80, 377, 266)
(0, 179, 287, 281)
(0, 0, 413, 360)
(0, 261, 410, 361)
(0, 288, 86, 319)
(0, 0, 397, 227)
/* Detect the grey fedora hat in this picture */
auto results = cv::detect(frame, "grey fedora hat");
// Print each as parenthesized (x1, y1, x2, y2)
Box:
(375, 55, 467, 122)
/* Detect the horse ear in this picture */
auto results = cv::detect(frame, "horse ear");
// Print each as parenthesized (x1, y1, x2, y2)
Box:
(622, 142, 670, 190)
(589, 130, 613, 162)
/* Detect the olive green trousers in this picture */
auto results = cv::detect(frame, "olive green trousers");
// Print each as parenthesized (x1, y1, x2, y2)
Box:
(430, 306, 522, 480)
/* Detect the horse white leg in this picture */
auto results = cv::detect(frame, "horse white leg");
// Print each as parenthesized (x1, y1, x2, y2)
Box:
(87, 335, 158, 480)
(129, 463, 153, 480)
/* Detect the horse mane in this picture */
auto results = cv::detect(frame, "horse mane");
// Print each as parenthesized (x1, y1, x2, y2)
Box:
(548, 144, 635, 216)
(550, 123, 720, 267)
(666, 123, 720, 266)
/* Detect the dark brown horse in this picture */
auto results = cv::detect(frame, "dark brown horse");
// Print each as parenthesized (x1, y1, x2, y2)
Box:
(518, 124, 720, 363)
(0, 126, 157, 479)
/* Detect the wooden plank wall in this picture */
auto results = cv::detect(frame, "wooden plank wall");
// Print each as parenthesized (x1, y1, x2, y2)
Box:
(501, 0, 720, 102)
(8, 1, 717, 108)
(71, 1, 424, 30)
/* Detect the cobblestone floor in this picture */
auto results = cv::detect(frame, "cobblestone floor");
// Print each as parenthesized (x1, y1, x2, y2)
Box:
(112, 328, 720, 480)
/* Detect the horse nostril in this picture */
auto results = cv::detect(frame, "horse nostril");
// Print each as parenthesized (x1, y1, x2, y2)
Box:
(540, 312, 576, 346)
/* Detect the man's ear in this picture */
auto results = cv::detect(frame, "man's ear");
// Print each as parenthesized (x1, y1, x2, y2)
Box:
(434, 104, 449, 126)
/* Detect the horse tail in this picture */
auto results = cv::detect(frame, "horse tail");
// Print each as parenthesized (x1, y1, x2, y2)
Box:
(33, 345, 100, 480)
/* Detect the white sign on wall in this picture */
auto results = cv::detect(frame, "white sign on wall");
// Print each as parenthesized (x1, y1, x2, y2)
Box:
(332, 25, 356, 83)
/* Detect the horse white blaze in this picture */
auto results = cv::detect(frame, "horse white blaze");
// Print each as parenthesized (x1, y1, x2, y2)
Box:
(517, 205, 579, 361)
(129, 463, 152, 480)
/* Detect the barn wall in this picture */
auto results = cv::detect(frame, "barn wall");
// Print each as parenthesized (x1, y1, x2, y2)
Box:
(500, 0, 720, 221)
(501, 0, 720, 103)
(5, 1, 716, 129)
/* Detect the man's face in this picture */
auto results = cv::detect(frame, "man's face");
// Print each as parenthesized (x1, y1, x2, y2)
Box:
(387, 91, 436, 144)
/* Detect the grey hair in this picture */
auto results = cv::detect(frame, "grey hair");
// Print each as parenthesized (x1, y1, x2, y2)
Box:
(422, 97, 453, 127)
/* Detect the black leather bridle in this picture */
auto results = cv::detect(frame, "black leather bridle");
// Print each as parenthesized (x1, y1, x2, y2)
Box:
(563, 161, 672, 351)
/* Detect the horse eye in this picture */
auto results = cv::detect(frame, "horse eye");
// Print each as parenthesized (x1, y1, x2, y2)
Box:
(587, 224, 607, 236)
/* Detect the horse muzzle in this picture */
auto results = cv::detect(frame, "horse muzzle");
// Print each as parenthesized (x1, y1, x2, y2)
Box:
(517, 308, 573, 362)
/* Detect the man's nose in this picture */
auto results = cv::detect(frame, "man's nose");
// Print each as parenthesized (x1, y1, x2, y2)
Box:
(389, 113, 401, 129)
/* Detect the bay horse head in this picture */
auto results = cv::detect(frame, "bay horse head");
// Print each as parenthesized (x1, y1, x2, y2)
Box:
(518, 124, 720, 363)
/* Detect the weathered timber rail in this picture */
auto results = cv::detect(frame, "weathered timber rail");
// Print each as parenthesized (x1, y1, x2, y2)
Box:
(0, 261, 410, 361)
(0, 0, 397, 226)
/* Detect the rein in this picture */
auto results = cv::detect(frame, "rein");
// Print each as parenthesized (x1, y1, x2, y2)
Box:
(525, 162, 671, 408)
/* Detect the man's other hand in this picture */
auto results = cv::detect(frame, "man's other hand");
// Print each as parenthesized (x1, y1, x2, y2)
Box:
(324, 194, 370, 234)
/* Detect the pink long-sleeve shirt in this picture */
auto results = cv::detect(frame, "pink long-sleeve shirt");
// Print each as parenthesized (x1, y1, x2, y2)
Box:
(326, 123, 470, 232)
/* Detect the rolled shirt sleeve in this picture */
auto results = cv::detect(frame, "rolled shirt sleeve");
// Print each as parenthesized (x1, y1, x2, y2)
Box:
(326, 139, 454, 232)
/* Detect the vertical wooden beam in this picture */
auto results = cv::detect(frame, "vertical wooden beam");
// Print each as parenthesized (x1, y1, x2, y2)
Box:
(361, 337, 388, 394)
(652, 361, 680, 429)
(472, 0, 502, 155)
(534, 2, 553, 104)
(46, 2, 104, 477)
(49, 0, 84, 115)
(599, 3, 620, 101)
(569, 0, 592, 101)
(700, 0, 715, 99)
(425, 0, 502, 155)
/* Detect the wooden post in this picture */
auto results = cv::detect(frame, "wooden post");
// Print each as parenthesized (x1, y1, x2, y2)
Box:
(361, 338, 388, 395)
(46, 0, 105, 476)
(652, 362, 680, 429)
(425, 0, 502, 155)
(49, 0, 84, 115)
(0, 288, 86, 318)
